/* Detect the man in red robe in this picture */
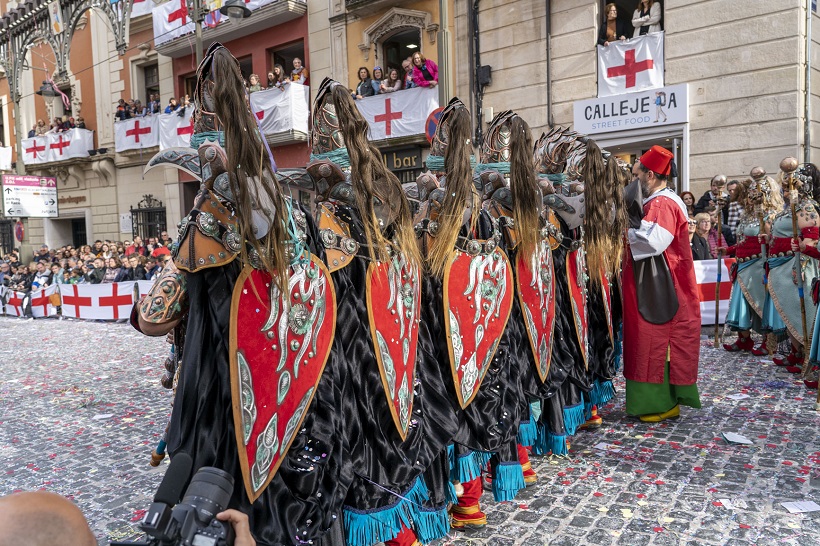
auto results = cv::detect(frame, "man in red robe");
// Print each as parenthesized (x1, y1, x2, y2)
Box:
(622, 145, 701, 422)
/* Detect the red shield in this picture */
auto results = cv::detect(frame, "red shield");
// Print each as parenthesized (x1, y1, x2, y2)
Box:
(366, 254, 421, 440)
(516, 242, 556, 383)
(444, 249, 513, 408)
(230, 255, 336, 502)
(566, 247, 589, 368)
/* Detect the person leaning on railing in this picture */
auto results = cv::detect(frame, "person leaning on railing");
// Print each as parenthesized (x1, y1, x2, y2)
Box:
(632, 0, 662, 37)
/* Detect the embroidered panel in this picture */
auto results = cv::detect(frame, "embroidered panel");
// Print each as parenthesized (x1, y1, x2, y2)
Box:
(230, 255, 336, 502)
(443, 248, 514, 408)
(366, 253, 421, 440)
(566, 247, 589, 368)
(516, 240, 556, 383)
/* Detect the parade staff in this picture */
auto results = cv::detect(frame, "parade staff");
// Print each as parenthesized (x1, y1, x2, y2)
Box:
(622, 145, 701, 422)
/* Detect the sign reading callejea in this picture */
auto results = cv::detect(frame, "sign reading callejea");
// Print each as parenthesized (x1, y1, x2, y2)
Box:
(573, 83, 688, 135)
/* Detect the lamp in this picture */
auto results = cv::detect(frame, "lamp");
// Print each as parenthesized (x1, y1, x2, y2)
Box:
(220, 0, 250, 19)
(36, 81, 60, 112)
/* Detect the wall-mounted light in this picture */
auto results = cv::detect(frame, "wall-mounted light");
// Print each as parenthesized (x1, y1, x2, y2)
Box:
(406, 43, 418, 49)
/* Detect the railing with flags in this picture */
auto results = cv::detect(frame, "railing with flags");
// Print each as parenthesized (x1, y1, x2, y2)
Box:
(21, 129, 95, 165)
(695, 258, 735, 326)
(114, 109, 193, 153)
(152, 0, 305, 47)
(0, 280, 155, 320)
(354, 86, 439, 140)
(249, 84, 309, 138)
(597, 32, 664, 98)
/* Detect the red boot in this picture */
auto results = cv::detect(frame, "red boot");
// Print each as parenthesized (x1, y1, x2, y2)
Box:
(723, 335, 754, 352)
(580, 405, 603, 429)
(774, 347, 803, 366)
(384, 525, 420, 546)
(518, 444, 538, 486)
(750, 341, 770, 356)
(450, 477, 487, 529)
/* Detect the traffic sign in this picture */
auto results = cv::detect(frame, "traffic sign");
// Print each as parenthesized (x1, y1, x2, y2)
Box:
(425, 107, 444, 143)
(1, 174, 59, 218)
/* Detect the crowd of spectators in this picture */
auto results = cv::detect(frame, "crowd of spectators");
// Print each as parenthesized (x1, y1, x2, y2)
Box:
(0, 233, 175, 298)
(597, 1, 663, 47)
(27, 115, 86, 137)
(247, 58, 309, 94)
(685, 178, 744, 261)
(351, 51, 439, 100)
(113, 94, 192, 121)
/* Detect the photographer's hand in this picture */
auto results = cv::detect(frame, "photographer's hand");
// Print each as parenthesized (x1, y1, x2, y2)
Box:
(217, 509, 256, 546)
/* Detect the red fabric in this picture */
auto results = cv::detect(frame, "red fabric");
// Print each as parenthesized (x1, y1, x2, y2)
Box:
(384, 525, 417, 546)
(801, 227, 819, 240)
(724, 245, 737, 257)
(622, 194, 701, 385)
(803, 245, 820, 260)
(152, 246, 171, 258)
(639, 145, 673, 175)
(769, 237, 794, 255)
(566, 248, 589, 366)
(458, 477, 483, 507)
(517, 444, 530, 466)
(735, 238, 762, 258)
(516, 248, 556, 383)
(411, 59, 439, 88)
(126, 244, 147, 256)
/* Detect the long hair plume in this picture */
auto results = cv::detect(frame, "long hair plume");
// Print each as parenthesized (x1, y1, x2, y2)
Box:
(508, 116, 542, 262)
(330, 84, 420, 269)
(584, 140, 624, 283)
(210, 47, 289, 292)
(428, 106, 480, 277)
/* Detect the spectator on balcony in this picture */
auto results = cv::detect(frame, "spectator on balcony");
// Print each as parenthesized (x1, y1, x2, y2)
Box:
(381, 68, 403, 93)
(248, 74, 262, 93)
(76, 117, 86, 129)
(28, 125, 36, 138)
(291, 57, 308, 84)
(149, 94, 161, 114)
(164, 97, 180, 114)
(598, 3, 627, 46)
(402, 58, 416, 89)
(372, 66, 384, 94)
(67, 117, 76, 129)
(35, 119, 48, 135)
(411, 52, 438, 88)
(115, 99, 130, 121)
(48, 117, 62, 133)
(269, 65, 288, 90)
(353, 67, 376, 100)
(632, 0, 662, 37)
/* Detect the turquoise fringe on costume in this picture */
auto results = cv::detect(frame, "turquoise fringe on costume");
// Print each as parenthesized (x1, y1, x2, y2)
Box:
(426, 154, 477, 172)
(190, 130, 224, 148)
(310, 148, 351, 169)
(491, 462, 525, 502)
(562, 402, 586, 436)
(474, 450, 493, 469)
(448, 448, 481, 483)
(475, 161, 511, 174)
(517, 403, 538, 447)
(592, 380, 615, 408)
(533, 422, 568, 456)
(343, 476, 428, 546)
(413, 505, 450, 544)
(614, 322, 623, 372)
(446, 481, 459, 505)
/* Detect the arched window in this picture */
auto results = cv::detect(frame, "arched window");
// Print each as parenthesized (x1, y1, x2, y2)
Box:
(359, 8, 438, 71)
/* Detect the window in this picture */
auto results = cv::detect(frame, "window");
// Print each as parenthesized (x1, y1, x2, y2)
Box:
(381, 29, 421, 74)
(270, 41, 305, 81)
(144, 64, 160, 105)
(238, 56, 253, 84)
(599, 0, 664, 37)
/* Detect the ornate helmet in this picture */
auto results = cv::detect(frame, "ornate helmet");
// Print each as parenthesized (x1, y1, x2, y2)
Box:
(311, 78, 345, 156)
(480, 110, 515, 164)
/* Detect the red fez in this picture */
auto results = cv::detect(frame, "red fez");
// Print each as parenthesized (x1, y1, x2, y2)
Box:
(639, 145, 674, 176)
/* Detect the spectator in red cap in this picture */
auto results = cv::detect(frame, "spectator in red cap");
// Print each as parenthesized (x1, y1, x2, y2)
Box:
(621, 145, 702, 423)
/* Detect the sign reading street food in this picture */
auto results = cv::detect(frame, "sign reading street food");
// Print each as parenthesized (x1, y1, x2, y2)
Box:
(573, 83, 688, 135)
(2, 175, 59, 218)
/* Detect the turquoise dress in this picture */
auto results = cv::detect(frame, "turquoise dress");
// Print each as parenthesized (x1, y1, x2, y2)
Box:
(766, 211, 819, 343)
(726, 216, 766, 332)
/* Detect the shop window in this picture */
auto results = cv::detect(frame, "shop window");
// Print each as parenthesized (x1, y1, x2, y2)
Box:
(598, 0, 664, 38)
(271, 41, 306, 82)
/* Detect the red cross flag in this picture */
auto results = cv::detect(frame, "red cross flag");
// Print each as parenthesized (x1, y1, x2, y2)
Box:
(3, 289, 25, 317)
(130, 0, 153, 18)
(29, 284, 59, 318)
(248, 84, 310, 136)
(152, 0, 195, 47)
(159, 108, 195, 150)
(354, 87, 439, 141)
(22, 136, 48, 164)
(694, 258, 735, 326)
(115, 116, 159, 152)
(597, 33, 664, 98)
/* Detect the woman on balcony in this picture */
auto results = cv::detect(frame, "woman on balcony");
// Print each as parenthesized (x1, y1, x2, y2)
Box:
(632, 0, 662, 37)
(353, 66, 375, 99)
(371, 66, 384, 94)
(597, 3, 627, 46)
(380, 67, 403, 93)
(411, 52, 438, 88)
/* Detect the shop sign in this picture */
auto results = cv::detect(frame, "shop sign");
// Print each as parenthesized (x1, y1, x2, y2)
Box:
(574, 83, 688, 135)
(382, 147, 422, 171)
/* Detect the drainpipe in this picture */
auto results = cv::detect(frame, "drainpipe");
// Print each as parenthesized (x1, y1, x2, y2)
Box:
(471, 0, 483, 145)
(805, 0, 812, 163)
(546, 0, 553, 128)
(438, 0, 452, 106)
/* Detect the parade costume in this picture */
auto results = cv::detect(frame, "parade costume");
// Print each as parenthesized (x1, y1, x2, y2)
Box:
(135, 45, 351, 546)
(622, 146, 701, 418)
(415, 100, 524, 527)
(306, 80, 457, 546)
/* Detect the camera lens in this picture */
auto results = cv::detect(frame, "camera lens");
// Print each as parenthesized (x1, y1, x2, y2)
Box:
(182, 467, 234, 522)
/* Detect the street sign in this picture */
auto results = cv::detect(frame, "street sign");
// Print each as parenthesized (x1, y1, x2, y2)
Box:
(2, 175, 59, 218)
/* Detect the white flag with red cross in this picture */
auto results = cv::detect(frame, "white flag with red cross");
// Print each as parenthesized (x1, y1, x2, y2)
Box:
(22, 136, 48, 164)
(29, 284, 59, 318)
(153, 0, 195, 47)
(354, 87, 439, 141)
(60, 282, 137, 320)
(3, 288, 26, 317)
(115, 117, 160, 152)
(249, 84, 310, 136)
(159, 109, 195, 150)
(695, 258, 735, 326)
(130, 0, 153, 18)
(45, 129, 94, 162)
(597, 32, 664, 98)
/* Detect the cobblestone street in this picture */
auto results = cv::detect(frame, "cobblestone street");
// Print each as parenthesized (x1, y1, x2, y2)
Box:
(1, 316, 820, 545)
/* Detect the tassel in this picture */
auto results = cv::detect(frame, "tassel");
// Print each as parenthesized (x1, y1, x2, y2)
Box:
(343, 477, 429, 546)
(412, 504, 450, 544)
(491, 462, 525, 502)
(517, 419, 537, 447)
(563, 402, 586, 436)
(453, 451, 481, 483)
(591, 379, 615, 408)
(446, 481, 459, 505)
(534, 423, 568, 456)
(473, 450, 493, 469)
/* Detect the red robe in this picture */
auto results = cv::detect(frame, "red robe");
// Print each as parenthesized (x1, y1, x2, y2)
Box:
(622, 188, 700, 385)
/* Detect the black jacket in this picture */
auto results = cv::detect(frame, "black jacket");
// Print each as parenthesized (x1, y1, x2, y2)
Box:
(597, 19, 629, 45)
(690, 234, 710, 261)
(356, 79, 375, 98)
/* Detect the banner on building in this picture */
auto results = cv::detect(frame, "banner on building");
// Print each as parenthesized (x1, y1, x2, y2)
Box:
(0, 146, 11, 171)
(249, 84, 310, 137)
(130, 0, 154, 18)
(114, 116, 160, 152)
(354, 87, 439, 141)
(159, 108, 195, 150)
(695, 258, 735, 326)
(153, 0, 195, 47)
(597, 32, 664, 98)
(574, 83, 688, 135)
(21, 129, 94, 165)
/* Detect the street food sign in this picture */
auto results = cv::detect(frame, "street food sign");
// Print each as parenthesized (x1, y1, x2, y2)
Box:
(574, 83, 688, 135)
(2, 175, 59, 218)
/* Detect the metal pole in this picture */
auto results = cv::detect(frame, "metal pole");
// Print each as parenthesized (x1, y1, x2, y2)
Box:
(437, 0, 452, 107)
(13, 98, 25, 175)
(191, 0, 203, 67)
(713, 176, 726, 348)
(805, 0, 812, 164)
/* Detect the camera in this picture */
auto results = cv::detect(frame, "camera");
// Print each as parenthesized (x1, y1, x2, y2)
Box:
(112, 455, 236, 546)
